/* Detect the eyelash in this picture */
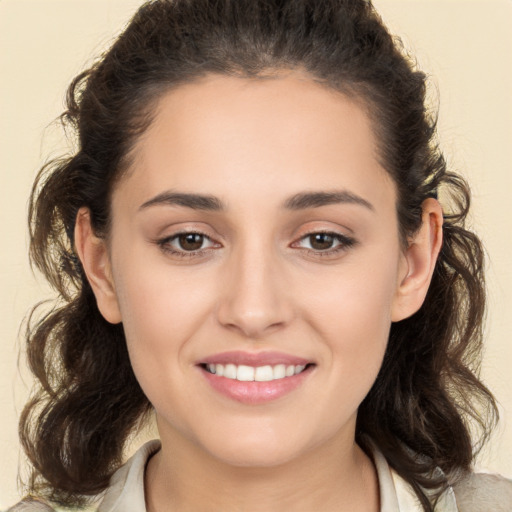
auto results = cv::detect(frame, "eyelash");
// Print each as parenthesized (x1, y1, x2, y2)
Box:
(291, 231, 357, 257)
(156, 230, 219, 259)
(156, 230, 357, 259)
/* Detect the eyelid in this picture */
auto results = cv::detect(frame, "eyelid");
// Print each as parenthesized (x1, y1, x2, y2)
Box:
(171, 232, 218, 248)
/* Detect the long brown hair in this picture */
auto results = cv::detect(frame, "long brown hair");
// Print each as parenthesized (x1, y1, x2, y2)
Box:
(20, 1, 497, 510)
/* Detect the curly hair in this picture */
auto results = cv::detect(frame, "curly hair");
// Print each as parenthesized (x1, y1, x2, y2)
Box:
(20, 1, 497, 510)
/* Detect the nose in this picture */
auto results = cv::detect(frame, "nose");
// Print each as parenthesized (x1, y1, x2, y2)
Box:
(216, 242, 294, 339)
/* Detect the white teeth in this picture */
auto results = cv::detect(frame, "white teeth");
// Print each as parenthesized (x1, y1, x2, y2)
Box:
(273, 364, 286, 379)
(224, 364, 237, 379)
(254, 365, 273, 381)
(206, 362, 309, 381)
(237, 365, 255, 381)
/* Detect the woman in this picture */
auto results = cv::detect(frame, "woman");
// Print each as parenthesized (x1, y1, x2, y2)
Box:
(8, 0, 512, 511)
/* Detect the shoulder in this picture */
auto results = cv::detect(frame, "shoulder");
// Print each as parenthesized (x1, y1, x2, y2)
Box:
(452, 472, 512, 512)
(6, 441, 160, 512)
(5, 499, 96, 512)
(5, 499, 56, 511)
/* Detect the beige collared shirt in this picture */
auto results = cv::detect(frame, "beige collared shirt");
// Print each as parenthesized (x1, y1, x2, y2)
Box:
(95, 440, 459, 512)
(11, 440, 512, 512)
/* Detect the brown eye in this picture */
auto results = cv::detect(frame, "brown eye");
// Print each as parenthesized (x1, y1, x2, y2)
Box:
(292, 231, 356, 255)
(177, 233, 205, 251)
(308, 233, 335, 250)
(157, 231, 219, 258)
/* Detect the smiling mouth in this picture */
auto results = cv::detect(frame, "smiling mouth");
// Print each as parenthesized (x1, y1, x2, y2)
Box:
(198, 355, 315, 403)
(201, 363, 313, 382)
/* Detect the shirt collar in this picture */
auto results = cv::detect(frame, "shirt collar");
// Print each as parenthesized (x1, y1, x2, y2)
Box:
(366, 439, 459, 512)
(97, 440, 160, 512)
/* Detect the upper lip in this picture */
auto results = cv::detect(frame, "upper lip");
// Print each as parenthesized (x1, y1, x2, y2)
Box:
(199, 351, 312, 367)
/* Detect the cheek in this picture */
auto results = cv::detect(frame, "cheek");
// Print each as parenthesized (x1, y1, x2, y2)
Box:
(114, 251, 212, 331)
(299, 247, 400, 381)
(111, 252, 218, 381)
(111, 258, 218, 431)
(302, 249, 399, 332)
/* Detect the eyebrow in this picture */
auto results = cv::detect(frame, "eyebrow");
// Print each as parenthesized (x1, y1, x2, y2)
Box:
(139, 192, 224, 211)
(138, 189, 374, 212)
(283, 190, 374, 211)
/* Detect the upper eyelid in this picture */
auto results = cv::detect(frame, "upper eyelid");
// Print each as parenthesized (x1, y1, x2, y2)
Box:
(291, 231, 355, 247)
(289, 218, 355, 237)
(163, 231, 219, 246)
(292, 228, 354, 242)
(160, 228, 350, 240)
(159, 227, 219, 242)
(165, 229, 213, 238)
(298, 228, 348, 237)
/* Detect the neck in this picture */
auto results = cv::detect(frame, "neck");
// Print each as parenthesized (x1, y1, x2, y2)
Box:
(145, 428, 379, 512)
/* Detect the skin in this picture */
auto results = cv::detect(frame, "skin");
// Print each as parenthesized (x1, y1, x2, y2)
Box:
(75, 71, 443, 512)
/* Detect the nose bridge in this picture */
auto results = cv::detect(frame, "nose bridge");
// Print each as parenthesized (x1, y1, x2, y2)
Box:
(216, 234, 292, 338)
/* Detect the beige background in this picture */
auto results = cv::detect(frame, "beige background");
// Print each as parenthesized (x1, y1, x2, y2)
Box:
(1, 0, 511, 507)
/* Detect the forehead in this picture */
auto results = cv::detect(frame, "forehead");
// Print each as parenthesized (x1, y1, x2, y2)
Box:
(116, 71, 394, 211)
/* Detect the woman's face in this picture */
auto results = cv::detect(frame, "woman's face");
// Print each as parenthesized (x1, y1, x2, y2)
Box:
(103, 72, 409, 467)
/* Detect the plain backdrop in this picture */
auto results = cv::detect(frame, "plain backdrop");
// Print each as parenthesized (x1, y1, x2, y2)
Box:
(1, 0, 511, 507)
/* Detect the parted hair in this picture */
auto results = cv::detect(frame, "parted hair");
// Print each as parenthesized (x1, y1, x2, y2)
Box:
(20, 1, 497, 510)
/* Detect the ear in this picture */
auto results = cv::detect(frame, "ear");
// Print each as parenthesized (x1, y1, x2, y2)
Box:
(74, 207, 122, 324)
(391, 198, 443, 322)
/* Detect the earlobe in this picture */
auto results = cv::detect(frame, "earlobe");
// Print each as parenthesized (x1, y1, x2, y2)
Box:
(391, 198, 443, 322)
(74, 207, 122, 324)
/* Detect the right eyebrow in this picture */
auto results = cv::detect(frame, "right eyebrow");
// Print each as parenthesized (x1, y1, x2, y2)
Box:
(138, 191, 225, 212)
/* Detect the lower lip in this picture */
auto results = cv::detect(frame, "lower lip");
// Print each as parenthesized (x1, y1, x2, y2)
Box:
(200, 366, 313, 405)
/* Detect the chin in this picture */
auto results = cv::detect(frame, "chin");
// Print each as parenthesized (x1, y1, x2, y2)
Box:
(209, 446, 301, 469)
(197, 428, 309, 469)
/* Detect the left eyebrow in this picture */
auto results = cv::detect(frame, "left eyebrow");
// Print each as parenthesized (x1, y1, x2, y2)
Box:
(283, 190, 374, 212)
